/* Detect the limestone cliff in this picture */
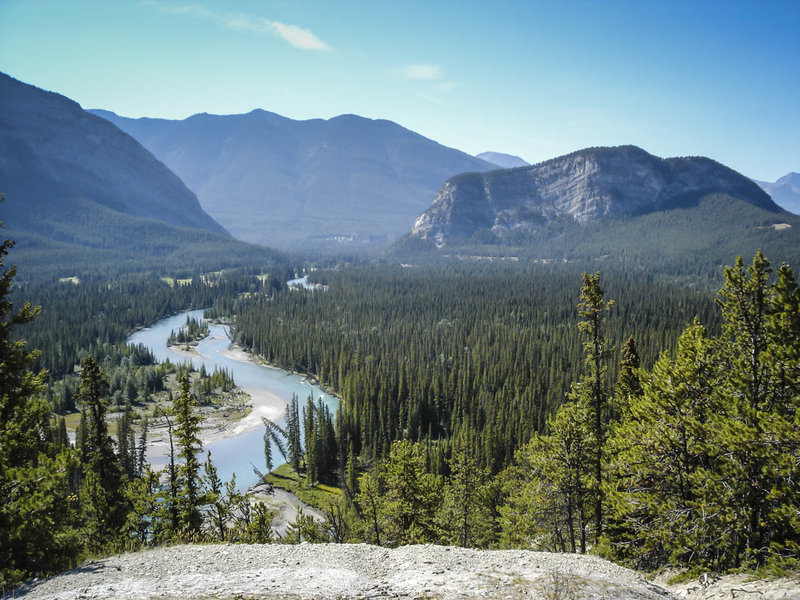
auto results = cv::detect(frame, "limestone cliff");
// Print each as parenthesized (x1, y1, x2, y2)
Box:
(410, 146, 777, 246)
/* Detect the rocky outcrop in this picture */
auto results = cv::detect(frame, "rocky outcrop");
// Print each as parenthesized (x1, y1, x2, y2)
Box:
(410, 146, 778, 245)
(7, 543, 674, 599)
(10, 543, 799, 600)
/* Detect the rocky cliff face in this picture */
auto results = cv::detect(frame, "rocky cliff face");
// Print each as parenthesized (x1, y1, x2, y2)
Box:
(411, 146, 777, 246)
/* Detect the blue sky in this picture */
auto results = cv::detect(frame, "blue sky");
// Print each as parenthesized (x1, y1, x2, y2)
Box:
(1, 0, 797, 180)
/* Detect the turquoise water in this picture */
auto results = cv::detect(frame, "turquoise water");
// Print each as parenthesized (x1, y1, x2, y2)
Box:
(127, 310, 338, 490)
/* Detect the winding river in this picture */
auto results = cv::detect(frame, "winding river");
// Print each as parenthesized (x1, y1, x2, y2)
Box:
(127, 309, 337, 492)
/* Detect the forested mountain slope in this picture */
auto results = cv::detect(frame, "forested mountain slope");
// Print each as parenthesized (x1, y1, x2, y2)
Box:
(0, 73, 276, 278)
(401, 146, 800, 273)
(91, 108, 496, 250)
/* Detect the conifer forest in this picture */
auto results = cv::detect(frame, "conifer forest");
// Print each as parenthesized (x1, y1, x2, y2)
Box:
(3, 198, 799, 589)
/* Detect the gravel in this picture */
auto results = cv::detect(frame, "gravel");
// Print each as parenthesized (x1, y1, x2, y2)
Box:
(7, 544, 798, 600)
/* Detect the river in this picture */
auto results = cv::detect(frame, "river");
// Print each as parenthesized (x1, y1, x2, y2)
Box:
(127, 309, 338, 492)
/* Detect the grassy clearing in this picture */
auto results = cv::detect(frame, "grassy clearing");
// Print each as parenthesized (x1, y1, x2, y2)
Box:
(264, 463, 342, 509)
(61, 412, 82, 430)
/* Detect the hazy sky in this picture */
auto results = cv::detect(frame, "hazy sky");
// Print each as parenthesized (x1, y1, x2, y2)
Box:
(1, 0, 797, 180)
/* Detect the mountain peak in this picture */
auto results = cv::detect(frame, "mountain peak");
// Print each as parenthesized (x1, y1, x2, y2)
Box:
(410, 145, 779, 245)
(91, 107, 497, 249)
(476, 151, 529, 169)
(755, 171, 800, 214)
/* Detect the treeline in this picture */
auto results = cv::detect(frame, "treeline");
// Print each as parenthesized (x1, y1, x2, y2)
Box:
(394, 193, 800, 282)
(16, 265, 292, 380)
(230, 263, 720, 472)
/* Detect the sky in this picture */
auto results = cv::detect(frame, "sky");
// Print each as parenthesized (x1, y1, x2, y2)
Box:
(0, 0, 797, 181)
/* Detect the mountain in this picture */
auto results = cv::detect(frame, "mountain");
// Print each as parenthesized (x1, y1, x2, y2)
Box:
(401, 145, 800, 272)
(476, 151, 529, 169)
(0, 73, 275, 278)
(90, 109, 496, 250)
(755, 172, 800, 215)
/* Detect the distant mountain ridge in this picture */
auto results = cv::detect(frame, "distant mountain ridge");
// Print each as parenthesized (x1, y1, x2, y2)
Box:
(410, 145, 779, 245)
(0, 73, 275, 278)
(90, 108, 497, 249)
(476, 151, 529, 169)
(755, 172, 800, 215)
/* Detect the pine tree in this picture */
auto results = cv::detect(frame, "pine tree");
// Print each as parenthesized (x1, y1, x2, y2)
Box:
(379, 440, 443, 545)
(605, 321, 719, 569)
(356, 469, 385, 546)
(0, 207, 80, 585)
(574, 272, 614, 542)
(439, 438, 492, 547)
(123, 465, 160, 547)
(79, 355, 126, 551)
(712, 251, 800, 567)
(153, 408, 180, 542)
(174, 374, 203, 538)
(501, 401, 595, 553)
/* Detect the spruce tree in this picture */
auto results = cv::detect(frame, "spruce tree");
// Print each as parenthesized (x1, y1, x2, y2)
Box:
(0, 207, 80, 585)
(79, 355, 126, 551)
(713, 251, 800, 567)
(286, 394, 302, 473)
(574, 272, 614, 542)
(615, 337, 641, 417)
(439, 438, 492, 547)
(174, 374, 203, 538)
(605, 321, 719, 569)
(203, 451, 232, 541)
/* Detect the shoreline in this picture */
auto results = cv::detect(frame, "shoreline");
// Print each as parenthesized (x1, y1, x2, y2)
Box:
(146, 336, 290, 463)
(135, 320, 340, 475)
(221, 339, 341, 404)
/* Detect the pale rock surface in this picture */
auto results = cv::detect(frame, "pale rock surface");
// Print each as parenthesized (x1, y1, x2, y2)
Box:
(411, 146, 778, 245)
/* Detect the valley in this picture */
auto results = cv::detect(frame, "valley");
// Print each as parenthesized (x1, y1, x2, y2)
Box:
(1, 9, 799, 594)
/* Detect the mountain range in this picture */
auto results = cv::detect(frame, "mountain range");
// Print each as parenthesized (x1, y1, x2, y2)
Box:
(3, 71, 797, 277)
(90, 109, 496, 250)
(755, 173, 800, 215)
(0, 72, 275, 278)
(401, 145, 800, 271)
